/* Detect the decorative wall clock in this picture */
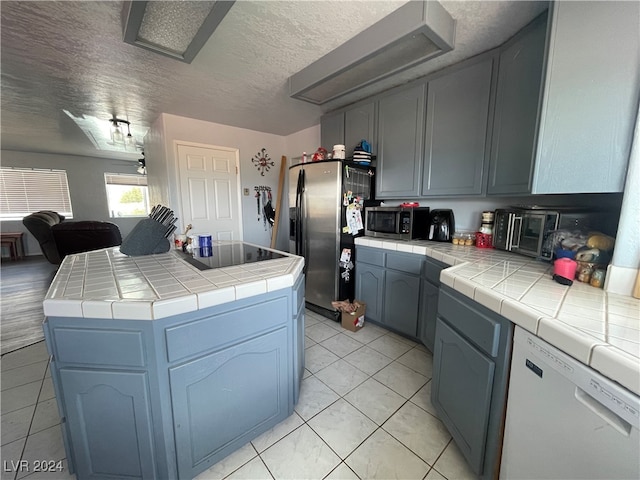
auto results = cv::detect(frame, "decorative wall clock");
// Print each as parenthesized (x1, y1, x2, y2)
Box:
(252, 148, 274, 176)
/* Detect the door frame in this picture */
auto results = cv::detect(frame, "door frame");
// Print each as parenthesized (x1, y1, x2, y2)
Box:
(172, 140, 244, 241)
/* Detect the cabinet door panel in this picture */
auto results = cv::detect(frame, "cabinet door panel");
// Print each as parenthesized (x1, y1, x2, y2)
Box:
(432, 318, 495, 474)
(345, 102, 376, 155)
(423, 57, 493, 196)
(59, 369, 156, 480)
(171, 328, 289, 478)
(377, 83, 426, 198)
(355, 263, 384, 323)
(321, 112, 344, 151)
(488, 14, 547, 195)
(418, 281, 439, 352)
(383, 270, 420, 337)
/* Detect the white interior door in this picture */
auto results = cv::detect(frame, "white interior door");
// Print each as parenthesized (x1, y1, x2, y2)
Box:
(177, 144, 242, 241)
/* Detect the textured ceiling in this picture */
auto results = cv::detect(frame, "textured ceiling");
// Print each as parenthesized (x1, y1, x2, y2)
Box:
(0, 1, 548, 161)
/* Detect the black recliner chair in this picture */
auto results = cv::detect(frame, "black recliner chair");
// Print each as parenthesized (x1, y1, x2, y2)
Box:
(22, 211, 122, 264)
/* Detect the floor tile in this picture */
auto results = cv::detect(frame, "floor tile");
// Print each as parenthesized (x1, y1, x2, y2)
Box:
(1, 437, 26, 480)
(37, 377, 55, 403)
(320, 334, 363, 358)
(1, 361, 47, 391)
(343, 378, 405, 425)
(194, 442, 257, 479)
(320, 318, 345, 333)
(324, 462, 360, 480)
(410, 381, 437, 417)
(18, 425, 66, 479)
(314, 359, 369, 397)
(305, 323, 340, 343)
(226, 457, 272, 479)
(29, 399, 60, 435)
(432, 440, 479, 480)
(1, 405, 36, 446)
(396, 347, 434, 378)
(373, 361, 428, 399)
(1, 381, 41, 414)
(345, 428, 429, 480)
(294, 376, 339, 421)
(382, 402, 451, 466)
(340, 323, 387, 345)
(251, 412, 304, 453)
(425, 468, 447, 479)
(1, 342, 49, 371)
(16, 460, 73, 480)
(343, 346, 393, 376)
(260, 424, 340, 480)
(304, 344, 340, 373)
(307, 399, 377, 459)
(302, 369, 312, 379)
(383, 331, 419, 347)
(367, 335, 413, 360)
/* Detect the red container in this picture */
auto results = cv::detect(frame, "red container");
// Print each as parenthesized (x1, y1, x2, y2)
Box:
(475, 232, 493, 248)
(555, 258, 578, 280)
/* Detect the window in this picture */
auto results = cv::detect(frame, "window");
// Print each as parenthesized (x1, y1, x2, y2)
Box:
(104, 173, 150, 217)
(0, 168, 73, 220)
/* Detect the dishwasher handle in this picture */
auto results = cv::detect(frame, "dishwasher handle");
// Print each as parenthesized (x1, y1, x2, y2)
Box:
(574, 387, 632, 436)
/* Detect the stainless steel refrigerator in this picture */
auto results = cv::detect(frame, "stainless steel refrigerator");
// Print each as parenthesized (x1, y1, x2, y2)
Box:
(289, 160, 375, 315)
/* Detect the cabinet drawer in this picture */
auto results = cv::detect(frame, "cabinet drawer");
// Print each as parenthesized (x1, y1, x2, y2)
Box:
(386, 252, 422, 275)
(165, 296, 288, 363)
(424, 257, 448, 285)
(52, 328, 146, 367)
(438, 288, 500, 357)
(357, 247, 385, 267)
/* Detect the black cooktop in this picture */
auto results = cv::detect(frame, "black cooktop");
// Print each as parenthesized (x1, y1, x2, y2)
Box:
(177, 243, 288, 270)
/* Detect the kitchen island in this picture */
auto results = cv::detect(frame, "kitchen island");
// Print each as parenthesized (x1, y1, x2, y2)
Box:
(42, 242, 305, 480)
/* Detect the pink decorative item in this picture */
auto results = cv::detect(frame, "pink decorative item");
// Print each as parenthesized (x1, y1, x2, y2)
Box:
(554, 257, 578, 280)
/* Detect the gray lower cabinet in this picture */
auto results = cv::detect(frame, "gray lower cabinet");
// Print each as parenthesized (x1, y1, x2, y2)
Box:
(59, 369, 157, 479)
(431, 286, 513, 479)
(418, 256, 447, 352)
(487, 12, 547, 195)
(356, 246, 439, 340)
(383, 270, 420, 337)
(355, 262, 384, 323)
(170, 328, 289, 477)
(376, 83, 426, 198)
(44, 287, 302, 480)
(422, 55, 494, 196)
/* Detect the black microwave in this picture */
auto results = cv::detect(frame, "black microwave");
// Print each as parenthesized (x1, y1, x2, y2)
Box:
(364, 207, 430, 241)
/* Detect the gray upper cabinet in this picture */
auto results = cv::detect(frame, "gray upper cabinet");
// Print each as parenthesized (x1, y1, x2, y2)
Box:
(532, 1, 640, 194)
(377, 83, 426, 198)
(487, 13, 547, 195)
(345, 101, 376, 156)
(320, 111, 344, 151)
(422, 56, 494, 196)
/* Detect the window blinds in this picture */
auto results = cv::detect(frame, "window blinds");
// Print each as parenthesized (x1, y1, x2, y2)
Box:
(0, 168, 73, 220)
(104, 173, 148, 186)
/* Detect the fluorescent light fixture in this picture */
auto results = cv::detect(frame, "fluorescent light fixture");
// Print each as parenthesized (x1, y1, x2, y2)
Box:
(122, 1, 235, 63)
(289, 0, 456, 105)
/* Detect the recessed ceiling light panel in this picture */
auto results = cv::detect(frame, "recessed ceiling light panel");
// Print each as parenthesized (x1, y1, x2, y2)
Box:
(289, 0, 456, 105)
(122, 0, 235, 63)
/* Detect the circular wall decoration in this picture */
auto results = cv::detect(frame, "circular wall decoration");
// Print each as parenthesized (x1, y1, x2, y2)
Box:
(252, 148, 274, 176)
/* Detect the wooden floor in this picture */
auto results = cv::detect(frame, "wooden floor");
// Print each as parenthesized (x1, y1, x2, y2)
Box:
(0, 255, 57, 355)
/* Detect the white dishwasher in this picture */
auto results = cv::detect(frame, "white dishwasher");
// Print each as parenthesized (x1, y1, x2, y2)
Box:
(500, 326, 640, 480)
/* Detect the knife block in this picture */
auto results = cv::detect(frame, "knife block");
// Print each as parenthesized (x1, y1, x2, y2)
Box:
(120, 218, 171, 256)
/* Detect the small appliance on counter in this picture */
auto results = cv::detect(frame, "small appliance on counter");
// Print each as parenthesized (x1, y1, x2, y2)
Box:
(427, 209, 455, 242)
(364, 206, 430, 241)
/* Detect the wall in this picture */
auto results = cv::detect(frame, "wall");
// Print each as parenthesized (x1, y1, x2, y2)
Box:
(147, 113, 288, 248)
(0, 150, 141, 256)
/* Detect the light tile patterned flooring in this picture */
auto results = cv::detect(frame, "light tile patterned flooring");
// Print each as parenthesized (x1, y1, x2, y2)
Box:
(1, 310, 477, 480)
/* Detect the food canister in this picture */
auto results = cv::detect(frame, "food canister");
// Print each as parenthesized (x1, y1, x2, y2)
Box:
(198, 234, 212, 247)
(333, 145, 346, 160)
(554, 258, 578, 280)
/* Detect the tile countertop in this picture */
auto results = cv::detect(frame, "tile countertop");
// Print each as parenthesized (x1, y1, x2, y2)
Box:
(43, 241, 304, 322)
(355, 237, 640, 396)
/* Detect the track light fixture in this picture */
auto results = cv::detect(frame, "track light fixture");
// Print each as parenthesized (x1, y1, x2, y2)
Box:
(109, 117, 137, 149)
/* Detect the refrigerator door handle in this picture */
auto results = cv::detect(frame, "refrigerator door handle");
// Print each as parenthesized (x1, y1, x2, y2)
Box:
(299, 169, 306, 260)
(295, 169, 304, 257)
